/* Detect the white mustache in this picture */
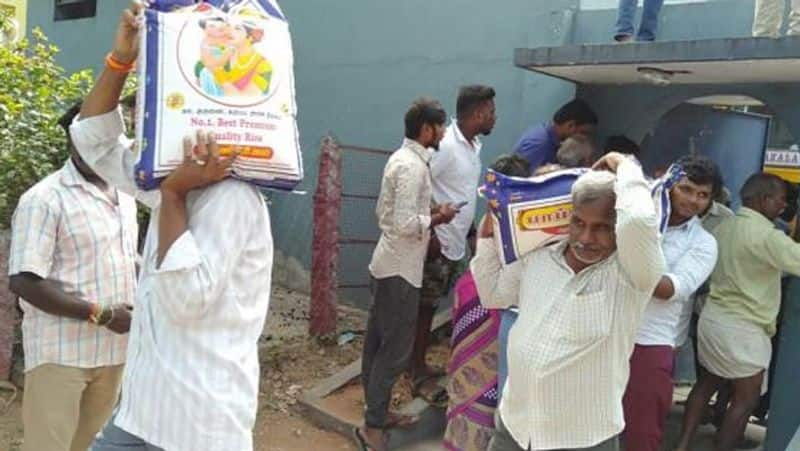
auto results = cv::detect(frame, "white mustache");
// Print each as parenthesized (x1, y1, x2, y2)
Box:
(570, 242, 604, 264)
(572, 242, 596, 252)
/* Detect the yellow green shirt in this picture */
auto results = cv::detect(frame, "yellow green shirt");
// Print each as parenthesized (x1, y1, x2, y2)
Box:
(706, 207, 800, 336)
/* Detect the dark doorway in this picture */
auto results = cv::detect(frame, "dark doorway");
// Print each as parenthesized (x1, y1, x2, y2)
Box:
(641, 101, 771, 209)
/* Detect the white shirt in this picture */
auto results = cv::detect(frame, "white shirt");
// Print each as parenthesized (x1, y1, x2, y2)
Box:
(636, 216, 717, 347)
(70, 109, 273, 451)
(430, 121, 482, 261)
(9, 160, 137, 371)
(471, 159, 665, 449)
(369, 138, 433, 287)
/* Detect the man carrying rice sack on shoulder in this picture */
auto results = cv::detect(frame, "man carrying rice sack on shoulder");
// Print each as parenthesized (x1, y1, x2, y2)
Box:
(472, 152, 666, 451)
(70, 2, 274, 450)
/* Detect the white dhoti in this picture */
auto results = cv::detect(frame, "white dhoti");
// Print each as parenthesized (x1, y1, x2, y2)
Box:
(697, 307, 771, 381)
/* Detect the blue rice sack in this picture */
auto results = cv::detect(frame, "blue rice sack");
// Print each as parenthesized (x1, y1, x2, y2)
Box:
(135, 0, 302, 191)
(148, 1, 197, 12)
(481, 163, 684, 264)
(481, 168, 587, 265)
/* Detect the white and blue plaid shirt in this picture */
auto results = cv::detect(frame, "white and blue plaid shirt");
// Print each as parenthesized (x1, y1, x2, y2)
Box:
(71, 108, 273, 451)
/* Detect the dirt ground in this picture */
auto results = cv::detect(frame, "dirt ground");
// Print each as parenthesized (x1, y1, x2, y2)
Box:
(0, 286, 769, 451)
(253, 287, 450, 451)
(0, 286, 370, 451)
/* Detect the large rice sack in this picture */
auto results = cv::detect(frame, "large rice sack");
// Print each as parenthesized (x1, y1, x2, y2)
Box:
(481, 164, 684, 264)
(135, 0, 302, 191)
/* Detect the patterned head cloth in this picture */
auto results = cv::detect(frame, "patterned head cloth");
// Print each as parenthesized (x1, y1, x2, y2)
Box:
(651, 163, 686, 235)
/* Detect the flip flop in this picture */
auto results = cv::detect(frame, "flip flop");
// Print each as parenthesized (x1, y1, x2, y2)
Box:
(352, 427, 381, 451)
(0, 381, 18, 415)
(411, 371, 445, 393)
(418, 386, 449, 408)
(411, 371, 448, 407)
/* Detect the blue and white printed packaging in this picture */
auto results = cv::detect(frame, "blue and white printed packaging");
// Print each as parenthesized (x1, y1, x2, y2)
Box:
(135, 0, 302, 191)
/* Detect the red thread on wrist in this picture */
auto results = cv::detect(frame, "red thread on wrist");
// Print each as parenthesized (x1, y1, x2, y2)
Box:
(105, 52, 135, 73)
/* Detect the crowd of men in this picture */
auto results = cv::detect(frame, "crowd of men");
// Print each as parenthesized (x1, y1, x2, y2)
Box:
(6, 3, 800, 451)
(355, 90, 799, 451)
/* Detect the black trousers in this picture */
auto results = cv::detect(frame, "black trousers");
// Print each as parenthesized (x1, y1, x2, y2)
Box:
(361, 276, 420, 428)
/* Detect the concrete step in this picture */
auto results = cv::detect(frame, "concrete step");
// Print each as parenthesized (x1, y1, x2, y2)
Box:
(299, 310, 451, 450)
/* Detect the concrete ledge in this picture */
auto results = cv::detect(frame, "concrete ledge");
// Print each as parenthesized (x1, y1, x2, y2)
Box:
(514, 36, 800, 85)
(299, 309, 451, 448)
(515, 36, 800, 69)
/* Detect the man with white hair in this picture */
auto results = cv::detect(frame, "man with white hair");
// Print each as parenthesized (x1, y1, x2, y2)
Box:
(472, 152, 666, 451)
(556, 134, 595, 168)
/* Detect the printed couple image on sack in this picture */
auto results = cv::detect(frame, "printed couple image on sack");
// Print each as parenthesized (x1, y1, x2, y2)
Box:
(194, 5, 273, 98)
(136, 0, 302, 192)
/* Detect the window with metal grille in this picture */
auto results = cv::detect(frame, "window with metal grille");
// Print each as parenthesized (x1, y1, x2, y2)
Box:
(54, 0, 97, 21)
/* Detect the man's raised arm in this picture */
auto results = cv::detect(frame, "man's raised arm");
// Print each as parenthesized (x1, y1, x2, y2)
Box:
(80, 2, 141, 120)
(597, 153, 666, 293)
(69, 2, 161, 206)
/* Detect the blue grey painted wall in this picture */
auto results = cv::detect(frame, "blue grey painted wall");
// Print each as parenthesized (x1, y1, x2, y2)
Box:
(272, 0, 578, 304)
(27, 0, 579, 304)
(27, 0, 777, 302)
(27, 0, 130, 74)
(264, 0, 761, 305)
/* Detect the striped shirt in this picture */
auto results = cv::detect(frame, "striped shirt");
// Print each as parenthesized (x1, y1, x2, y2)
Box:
(369, 138, 434, 287)
(8, 159, 137, 371)
(471, 159, 665, 449)
(70, 109, 273, 451)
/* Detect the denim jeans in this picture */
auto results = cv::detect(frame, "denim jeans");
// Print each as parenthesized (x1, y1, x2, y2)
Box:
(497, 308, 518, 401)
(91, 410, 165, 451)
(615, 0, 665, 41)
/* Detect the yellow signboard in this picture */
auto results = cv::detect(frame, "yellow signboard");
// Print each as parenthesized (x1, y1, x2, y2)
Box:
(764, 149, 800, 183)
(0, 0, 26, 42)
